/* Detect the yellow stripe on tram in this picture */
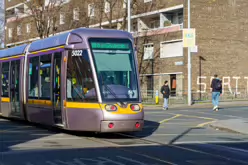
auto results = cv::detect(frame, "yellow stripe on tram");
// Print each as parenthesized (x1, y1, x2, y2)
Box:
(1, 97, 10, 103)
(29, 46, 65, 55)
(0, 54, 25, 60)
(28, 100, 52, 106)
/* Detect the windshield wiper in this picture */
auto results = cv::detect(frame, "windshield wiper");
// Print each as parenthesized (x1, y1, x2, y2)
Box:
(100, 74, 126, 106)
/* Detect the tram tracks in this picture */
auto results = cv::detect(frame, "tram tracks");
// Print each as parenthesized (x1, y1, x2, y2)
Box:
(81, 132, 248, 165)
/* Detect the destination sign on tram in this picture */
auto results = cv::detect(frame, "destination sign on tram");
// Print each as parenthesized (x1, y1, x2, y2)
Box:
(91, 42, 129, 49)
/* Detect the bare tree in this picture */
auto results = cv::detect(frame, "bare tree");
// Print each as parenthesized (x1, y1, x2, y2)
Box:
(0, 0, 4, 48)
(62, 1, 91, 30)
(23, 0, 66, 39)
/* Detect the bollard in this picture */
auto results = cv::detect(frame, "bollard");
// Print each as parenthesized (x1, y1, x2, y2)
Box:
(155, 90, 159, 104)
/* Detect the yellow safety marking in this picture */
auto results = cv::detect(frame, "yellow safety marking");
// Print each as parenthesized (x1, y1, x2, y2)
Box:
(159, 114, 182, 124)
(196, 120, 217, 128)
(29, 46, 65, 55)
(168, 113, 216, 120)
(0, 54, 25, 60)
(1, 97, 10, 102)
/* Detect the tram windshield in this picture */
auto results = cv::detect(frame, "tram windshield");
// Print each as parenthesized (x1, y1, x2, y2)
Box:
(89, 38, 139, 102)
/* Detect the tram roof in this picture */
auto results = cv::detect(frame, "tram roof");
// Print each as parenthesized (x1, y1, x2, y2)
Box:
(0, 28, 133, 58)
(28, 28, 132, 52)
(28, 32, 70, 53)
(0, 44, 28, 58)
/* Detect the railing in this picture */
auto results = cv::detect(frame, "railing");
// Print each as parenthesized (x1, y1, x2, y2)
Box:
(141, 88, 248, 105)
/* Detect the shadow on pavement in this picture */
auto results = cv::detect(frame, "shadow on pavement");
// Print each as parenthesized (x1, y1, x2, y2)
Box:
(0, 117, 160, 152)
(1, 141, 248, 165)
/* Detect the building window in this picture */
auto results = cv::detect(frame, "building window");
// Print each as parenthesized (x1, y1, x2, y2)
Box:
(144, 0, 152, 3)
(39, 54, 52, 100)
(88, 4, 94, 17)
(17, 25, 21, 35)
(160, 40, 183, 58)
(1, 62, 9, 97)
(26, 23, 31, 33)
(29, 56, 39, 98)
(104, 0, 110, 13)
(8, 28, 13, 38)
(123, 0, 127, 8)
(60, 13, 65, 24)
(143, 44, 154, 60)
(73, 8, 79, 20)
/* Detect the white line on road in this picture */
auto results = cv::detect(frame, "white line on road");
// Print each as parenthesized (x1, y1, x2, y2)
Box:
(117, 156, 151, 165)
(135, 133, 241, 137)
(173, 140, 248, 145)
(0, 137, 82, 143)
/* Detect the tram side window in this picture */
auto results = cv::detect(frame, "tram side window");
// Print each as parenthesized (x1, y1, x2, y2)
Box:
(66, 50, 97, 102)
(39, 54, 51, 100)
(28, 56, 39, 98)
(1, 62, 9, 97)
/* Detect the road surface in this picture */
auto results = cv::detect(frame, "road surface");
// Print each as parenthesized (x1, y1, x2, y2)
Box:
(0, 106, 248, 165)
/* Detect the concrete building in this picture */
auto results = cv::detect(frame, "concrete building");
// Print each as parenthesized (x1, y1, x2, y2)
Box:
(4, 0, 248, 102)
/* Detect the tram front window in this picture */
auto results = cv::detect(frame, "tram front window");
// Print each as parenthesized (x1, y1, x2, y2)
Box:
(89, 38, 139, 102)
(67, 50, 97, 102)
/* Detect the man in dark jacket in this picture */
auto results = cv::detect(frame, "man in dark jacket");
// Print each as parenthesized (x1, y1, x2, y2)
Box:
(210, 74, 222, 111)
(160, 80, 170, 110)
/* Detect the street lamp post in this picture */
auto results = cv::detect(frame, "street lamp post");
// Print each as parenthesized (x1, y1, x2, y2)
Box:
(187, 0, 192, 106)
(127, 0, 131, 32)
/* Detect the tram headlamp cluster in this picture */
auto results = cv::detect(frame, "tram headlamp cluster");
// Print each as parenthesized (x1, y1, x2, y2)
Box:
(130, 104, 140, 111)
(105, 104, 118, 111)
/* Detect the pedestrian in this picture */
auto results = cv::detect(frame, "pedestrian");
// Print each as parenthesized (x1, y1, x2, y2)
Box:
(210, 74, 222, 111)
(160, 80, 170, 110)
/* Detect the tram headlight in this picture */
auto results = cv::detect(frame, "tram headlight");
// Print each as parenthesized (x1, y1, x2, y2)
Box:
(105, 104, 118, 111)
(130, 104, 140, 111)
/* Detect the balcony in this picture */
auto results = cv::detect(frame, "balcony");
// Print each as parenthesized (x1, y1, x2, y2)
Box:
(132, 24, 183, 38)
(131, 8, 184, 37)
(6, 3, 31, 23)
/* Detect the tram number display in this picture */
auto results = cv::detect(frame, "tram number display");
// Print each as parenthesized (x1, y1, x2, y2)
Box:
(72, 50, 83, 56)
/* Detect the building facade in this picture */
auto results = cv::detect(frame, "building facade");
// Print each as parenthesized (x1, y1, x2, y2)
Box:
(4, 0, 248, 102)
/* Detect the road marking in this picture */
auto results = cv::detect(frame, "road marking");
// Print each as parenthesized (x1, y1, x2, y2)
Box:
(159, 114, 182, 124)
(117, 133, 248, 164)
(117, 156, 153, 165)
(173, 140, 248, 144)
(187, 160, 228, 165)
(167, 112, 216, 120)
(203, 143, 248, 153)
(168, 144, 248, 164)
(196, 120, 217, 127)
(189, 111, 247, 119)
(0, 137, 82, 143)
(135, 133, 239, 137)
(0, 126, 32, 133)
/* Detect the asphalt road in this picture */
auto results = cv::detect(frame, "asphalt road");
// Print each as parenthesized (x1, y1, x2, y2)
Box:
(0, 106, 248, 165)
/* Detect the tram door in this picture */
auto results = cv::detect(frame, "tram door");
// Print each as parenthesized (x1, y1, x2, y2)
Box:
(52, 53, 62, 124)
(10, 60, 21, 115)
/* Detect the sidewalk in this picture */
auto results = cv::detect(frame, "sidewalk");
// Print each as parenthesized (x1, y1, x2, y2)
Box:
(210, 119, 248, 135)
(143, 100, 248, 110)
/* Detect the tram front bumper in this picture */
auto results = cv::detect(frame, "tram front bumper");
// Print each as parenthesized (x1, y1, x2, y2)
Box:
(100, 120, 144, 132)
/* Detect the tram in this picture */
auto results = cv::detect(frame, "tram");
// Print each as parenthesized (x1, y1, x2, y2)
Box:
(0, 28, 144, 132)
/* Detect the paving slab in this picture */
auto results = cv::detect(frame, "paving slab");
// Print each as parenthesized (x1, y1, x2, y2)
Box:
(210, 119, 248, 135)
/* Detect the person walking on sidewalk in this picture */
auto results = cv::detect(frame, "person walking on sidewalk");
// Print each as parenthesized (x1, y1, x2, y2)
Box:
(210, 74, 222, 111)
(160, 80, 170, 110)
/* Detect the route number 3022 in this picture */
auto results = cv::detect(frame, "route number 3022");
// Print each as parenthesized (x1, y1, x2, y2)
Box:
(72, 50, 83, 56)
